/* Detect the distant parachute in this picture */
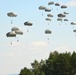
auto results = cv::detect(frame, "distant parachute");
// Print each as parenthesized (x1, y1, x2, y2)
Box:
(63, 12, 69, 15)
(24, 21, 33, 32)
(57, 18, 63, 22)
(73, 29, 76, 32)
(45, 8, 51, 12)
(7, 12, 17, 24)
(57, 18, 63, 25)
(15, 30, 23, 35)
(6, 31, 16, 45)
(47, 14, 53, 17)
(39, 6, 46, 10)
(57, 13, 66, 18)
(45, 29, 52, 44)
(61, 5, 67, 8)
(55, 3, 60, 6)
(45, 18, 51, 21)
(6, 31, 16, 37)
(73, 29, 76, 36)
(64, 19, 68, 21)
(11, 27, 23, 42)
(39, 6, 46, 16)
(11, 27, 19, 31)
(71, 22, 76, 25)
(48, 1, 54, 5)
(24, 21, 33, 26)
(45, 29, 52, 34)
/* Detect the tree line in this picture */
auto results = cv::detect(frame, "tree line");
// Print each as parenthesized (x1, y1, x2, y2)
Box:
(19, 51, 76, 75)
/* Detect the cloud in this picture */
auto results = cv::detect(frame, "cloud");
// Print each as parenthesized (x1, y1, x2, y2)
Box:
(53, 45, 73, 53)
(32, 41, 48, 47)
(66, 0, 76, 7)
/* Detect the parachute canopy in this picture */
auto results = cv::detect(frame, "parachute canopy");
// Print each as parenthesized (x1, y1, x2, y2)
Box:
(24, 21, 33, 26)
(61, 5, 67, 8)
(7, 12, 17, 17)
(48, 1, 54, 5)
(63, 12, 69, 15)
(57, 18, 63, 21)
(45, 29, 52, 34)
(47, 14, 53, 17)
(73, 29, 76, 32)
(45, 18, 51, 21)
(15, 30, 23, 35)
(64, 19, 68, 21)
(71, 22, 76, 25)
(39, 6, 46, 10)
(11, 27, 19, 31)
(45, 8, 51, 12)
(58, 13, 66, 17)
(6, 31, 16, 37)
(55, 3, 60, 6)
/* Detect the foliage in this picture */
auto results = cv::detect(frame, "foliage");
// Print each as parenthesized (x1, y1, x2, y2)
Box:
(19, 51, 76, 75)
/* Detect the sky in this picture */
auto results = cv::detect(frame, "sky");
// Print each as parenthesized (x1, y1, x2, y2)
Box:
(0, 0, 76, 75)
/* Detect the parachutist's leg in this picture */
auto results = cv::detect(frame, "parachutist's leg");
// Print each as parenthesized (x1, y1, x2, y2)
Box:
(42, 14, 43, 16)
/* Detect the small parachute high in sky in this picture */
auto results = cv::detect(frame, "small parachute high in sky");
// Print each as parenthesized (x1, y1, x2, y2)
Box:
(48, 1, 54, 5)
(45, 29, 52, 44)
(6, 31, 16, 37)
(24, 21, 33, 32)
(61, 5, 67, 8)
(45, 8, 51, 12)
(39, 6, 46, 10)
(39, 6, 46, 16)
(47, 14, 53, 17)
(55, 3, 60, 6)
(7, 12, 17, 24)
(57, 13, 66, 18)
(6, 31, 16, 45)
(11, 27, 23, 42)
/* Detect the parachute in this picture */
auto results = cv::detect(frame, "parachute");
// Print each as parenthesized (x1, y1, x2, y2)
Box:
(39, 6, 46, 10)
(24, 21, 33, 32)
(45, 29, 52, 44)
(55, 3, 60, 6)
(58, 13, 66, 18)
(48, 1, 54, 5)
(45, 29, 52, 34)
(45, 8, 51, 12)
(7, 12, 17, 24)
(61, 5, 67, 8)
(6, 31, 16, 45)
(11, 27, 19, 31)
(6, 31, 16, 37)
(47, 14, 53, 17)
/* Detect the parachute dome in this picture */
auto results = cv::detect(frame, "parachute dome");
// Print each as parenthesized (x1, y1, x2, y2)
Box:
(48, 1, 54, 5)
(7, 12, 17, 17)
(15, 30, 23, 35)
(11, 27, 19, 31)
(39, 6, 46, 10)
(24, 21, 33, 26)
(45, 29, 52, 34)
(6, 31, 16, 37)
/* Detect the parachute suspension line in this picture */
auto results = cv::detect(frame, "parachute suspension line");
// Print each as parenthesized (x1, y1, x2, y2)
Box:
(11, 20, 13, 24)
(47, 37, 50, 44)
